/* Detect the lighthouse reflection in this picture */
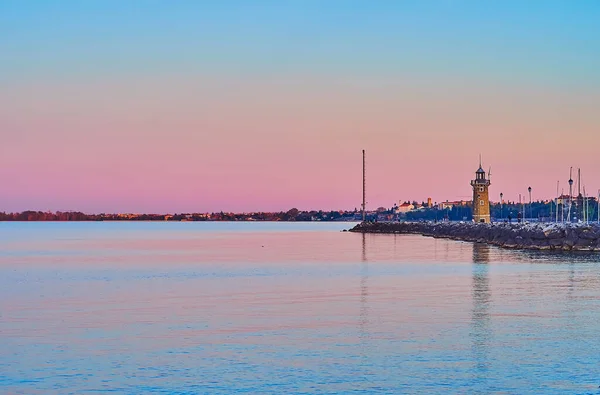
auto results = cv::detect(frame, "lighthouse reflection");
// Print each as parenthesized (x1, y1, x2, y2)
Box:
(471, 243, 492, 378)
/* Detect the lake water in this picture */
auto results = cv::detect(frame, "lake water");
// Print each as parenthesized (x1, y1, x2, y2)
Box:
(1, 222, 600, 394)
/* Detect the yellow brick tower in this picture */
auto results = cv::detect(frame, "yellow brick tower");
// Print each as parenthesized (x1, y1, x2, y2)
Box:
(471, 159, 491, 223)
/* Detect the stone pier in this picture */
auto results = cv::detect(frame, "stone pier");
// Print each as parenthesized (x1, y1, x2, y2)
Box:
(349, 221, 600, 252)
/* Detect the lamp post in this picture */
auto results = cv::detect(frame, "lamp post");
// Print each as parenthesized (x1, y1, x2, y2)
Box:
(528, 186, 532, 222)
(568, 174, 574, 222)
(500, 192, 504, 221)
(519, 193, 523, 223)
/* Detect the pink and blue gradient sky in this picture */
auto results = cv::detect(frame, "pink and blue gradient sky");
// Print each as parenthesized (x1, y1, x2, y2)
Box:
(1, 1, 599, 213)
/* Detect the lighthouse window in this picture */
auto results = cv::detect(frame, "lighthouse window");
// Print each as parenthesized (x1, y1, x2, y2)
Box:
(479, 187, 484, 192)
(480, 200, 484, 205)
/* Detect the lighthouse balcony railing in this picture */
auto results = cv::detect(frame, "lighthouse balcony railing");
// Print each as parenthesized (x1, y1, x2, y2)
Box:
(471, 179, 490, 185)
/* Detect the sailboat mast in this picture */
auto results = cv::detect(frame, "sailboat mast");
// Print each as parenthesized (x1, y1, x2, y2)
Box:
(550, 187, 553, 222)
(561, 188, 564, 223)
(582, 186, 587, 224)
(361, 150, 366, 223)
(567, 167, 573, 222)
(556, 181, 559, 223)
(578, 168, 582, 222)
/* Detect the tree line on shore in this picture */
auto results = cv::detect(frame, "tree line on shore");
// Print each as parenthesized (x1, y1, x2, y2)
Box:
(0, 208, 361, 222)
(2, 200, 598, 222)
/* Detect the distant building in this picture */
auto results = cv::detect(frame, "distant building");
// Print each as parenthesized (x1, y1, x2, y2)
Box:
(377, 214, 394, 221)
(470, 161, 491, 223)
(427, 197, 433, 208)
(396, 202, 414, 213)
(556, 194, 572, 205)
(437, 201, 453, 210)
(437, 200, 469, 210)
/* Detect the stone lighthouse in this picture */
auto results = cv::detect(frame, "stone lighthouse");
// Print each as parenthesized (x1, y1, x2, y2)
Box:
(471, 160, 491, 223)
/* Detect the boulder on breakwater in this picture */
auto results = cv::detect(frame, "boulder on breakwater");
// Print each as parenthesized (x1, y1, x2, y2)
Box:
(349, 221, 600, 252)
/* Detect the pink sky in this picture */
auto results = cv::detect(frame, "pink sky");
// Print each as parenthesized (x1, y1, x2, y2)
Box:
(2, 75, 599, 213)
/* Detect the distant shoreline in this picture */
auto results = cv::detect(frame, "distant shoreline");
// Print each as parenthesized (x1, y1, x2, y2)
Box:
(0, 219, 360, 223)
(0, 210, 362, 222)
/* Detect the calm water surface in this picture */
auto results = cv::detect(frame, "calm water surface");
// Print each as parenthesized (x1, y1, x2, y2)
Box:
(1, 222, 600, 394)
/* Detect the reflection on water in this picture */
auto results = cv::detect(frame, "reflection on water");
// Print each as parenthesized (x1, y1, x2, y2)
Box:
(2, 222, 600, 394)
(359, 233, 369, 338)
(471, 243, 492, 381)
(501, 247, 600, 265)
(472, 242, 491, 264)
(358, 233, 370, 378)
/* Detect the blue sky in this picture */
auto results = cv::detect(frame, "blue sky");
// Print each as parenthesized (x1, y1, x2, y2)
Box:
(2, 1, 599, 84)
(1, 1, 600, 212)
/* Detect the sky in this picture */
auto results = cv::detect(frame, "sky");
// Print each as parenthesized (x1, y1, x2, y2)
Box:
(1, 1, 599, 213)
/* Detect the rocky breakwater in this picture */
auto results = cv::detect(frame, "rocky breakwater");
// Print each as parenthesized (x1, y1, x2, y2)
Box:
(349, 221, 600, 251)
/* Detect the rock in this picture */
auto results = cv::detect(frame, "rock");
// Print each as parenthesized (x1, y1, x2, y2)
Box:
(576, 238, 595, 247)
(529, 228, 547, 240)
(544, 226, 565, 239)
(348, 221, 600, 253)
(549, 239, 564, 247)
(579, 228, 600, 240)
(564, 238, 575, 247)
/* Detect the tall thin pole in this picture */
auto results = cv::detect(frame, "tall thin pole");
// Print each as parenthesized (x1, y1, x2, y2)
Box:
(561, 188, 564, 223)
(583, 186, 587, 223)
(519, 194, 522, 222)
(362, 150, 366, 222)
(549, 196, 552, 224)
(556, 181, 559, 223)
(528, 186, 532, 221)
(578, 168, 582, 221)
(587, 188, 590, 223)
(567, 167, 573, 222)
